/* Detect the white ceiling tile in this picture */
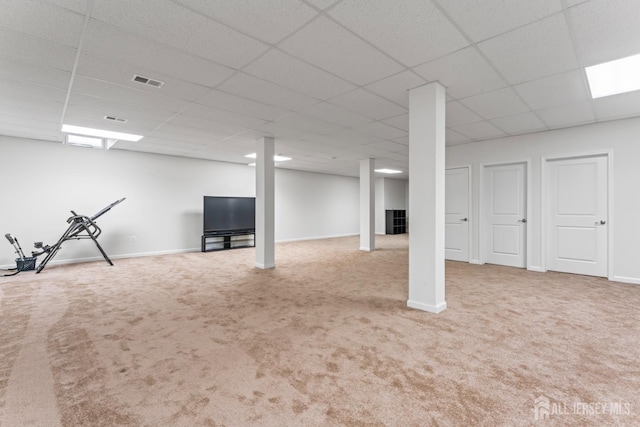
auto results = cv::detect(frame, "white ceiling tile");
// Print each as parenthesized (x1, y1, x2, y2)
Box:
(0, 0, 85, 47)
(243, 49, 355, 100)
(0, 124, 61, 142)
(565, 0, 588, 6)
(196, 90, 290, 121)
(0, 100, 64, 123)
(514, 69, 590, 110)
(460, 88, 530, 120)
(0, 57, 71, 90)
(271, 114, 346, 135)
(446, 101, 484, 127)
(451, 121, 506, 140)
(478, 14, 579, 84)
(382, 114, 409, 132)
(91, 0, 268, 68)
(0, 77, 67, 103)
(278, 16, 404, 85)
(61, 111, 159, 134)
(535, 101, 595, 128)
(333, 129, 389, 146)
(329, 0, 468, 67)
(0, 28, 77, 71)
(40, 0, 88, 14)
(300, 102, 372, 128)
(364, 71, 427, 108)
(171, 0, 317, 44)
(354, 121, 407, 140)
(83, 20, 235, 88)
(362, 139, 406, 152)
(329, 89, 407, 121)
(490, 112, 547, 135)
(217, 72, 319, 111)
(0, 113, 58, 131)
(593, 91, 640, 121)
(76, 54, 210, 102)
(393, 136, 409, 146)
(181, 104, 266, 129)
(446, 129, 472, 145)
(304, 0, 339, 10)
(570, 0, 640, 66)
(413, 47, 508, 99)
(67, 93, 176, 122)
(70, 76, 191, 112)
(437, 0, 562, 42)
(64, 104, 165, 132)
(168, 115, 249, 136)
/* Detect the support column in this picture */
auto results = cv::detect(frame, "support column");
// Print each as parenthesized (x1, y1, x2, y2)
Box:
(407, 82, 447, 313)
(255, 137, 275, 269)
(360, 158, 375, 251)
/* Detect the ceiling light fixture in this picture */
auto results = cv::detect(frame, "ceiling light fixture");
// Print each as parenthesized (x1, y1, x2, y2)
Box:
(375, 169, 403, 174)
(585, 52, 640, 98)
(244, 153, 292, 161)
(61, 124, 143, 142)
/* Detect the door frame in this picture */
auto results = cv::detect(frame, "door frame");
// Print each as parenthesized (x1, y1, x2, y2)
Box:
(479, 160, 532, 268)
(446, 165, 472, 263)
(541, 150, 614, 280)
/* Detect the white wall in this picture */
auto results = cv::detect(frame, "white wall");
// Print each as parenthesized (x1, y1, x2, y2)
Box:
(446, 116, 640, 284)
(0, 136, 359, 267)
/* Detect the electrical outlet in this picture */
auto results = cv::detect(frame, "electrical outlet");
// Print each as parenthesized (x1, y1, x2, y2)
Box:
(130, 235, 136, 242)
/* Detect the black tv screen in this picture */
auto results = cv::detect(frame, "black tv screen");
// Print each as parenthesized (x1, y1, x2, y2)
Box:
(203, 196, 255, 233)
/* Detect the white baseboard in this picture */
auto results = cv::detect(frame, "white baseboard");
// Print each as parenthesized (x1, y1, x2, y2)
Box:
(470, 259, 483, 265)
(407, 299, 447, 314)
(612, 275, 640, 285)
(527, 266, 545, 273)
(276, 233, 358, 243)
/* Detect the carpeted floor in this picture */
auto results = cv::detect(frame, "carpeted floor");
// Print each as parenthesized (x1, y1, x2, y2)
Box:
(0, 235, 638, 426)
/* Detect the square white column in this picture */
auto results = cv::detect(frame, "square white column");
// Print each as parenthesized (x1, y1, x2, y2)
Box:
(255, 137, 275, 269)
(360, 158, 375, 251)
(407, 82, 447, 313)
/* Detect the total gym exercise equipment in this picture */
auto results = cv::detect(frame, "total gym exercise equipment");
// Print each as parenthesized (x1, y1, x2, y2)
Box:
(31, 198, 126, 273)
(2, 234, 36, 276)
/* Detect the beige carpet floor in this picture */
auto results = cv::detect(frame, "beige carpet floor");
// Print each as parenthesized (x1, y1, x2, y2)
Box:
(0, 235, 638, 426)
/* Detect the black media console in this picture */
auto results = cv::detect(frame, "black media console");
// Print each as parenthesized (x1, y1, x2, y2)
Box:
(201, 230, 255, 252)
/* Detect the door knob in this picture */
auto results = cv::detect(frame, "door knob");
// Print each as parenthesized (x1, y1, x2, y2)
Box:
(461, 217, 468, 222)
(518, 218, 527, 223)
(595, 220, 606, 225)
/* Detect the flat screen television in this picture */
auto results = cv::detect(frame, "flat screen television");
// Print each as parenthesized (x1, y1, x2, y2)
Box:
(203, 196, 255, 234)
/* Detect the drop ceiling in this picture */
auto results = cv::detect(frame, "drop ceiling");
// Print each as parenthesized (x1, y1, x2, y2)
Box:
(2, 0, 640, 179)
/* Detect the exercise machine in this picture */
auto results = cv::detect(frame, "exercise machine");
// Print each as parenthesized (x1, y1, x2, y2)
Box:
(32, 198, 126, 273)
(3, 198, 125, 275)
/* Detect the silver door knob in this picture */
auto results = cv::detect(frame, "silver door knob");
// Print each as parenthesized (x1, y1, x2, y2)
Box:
(461, 218, 468, 222)
(518, 218, 527, 223)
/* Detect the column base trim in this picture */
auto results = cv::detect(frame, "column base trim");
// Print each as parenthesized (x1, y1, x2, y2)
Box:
(255, 262, 275, 269)
(407, 300, 447, 314)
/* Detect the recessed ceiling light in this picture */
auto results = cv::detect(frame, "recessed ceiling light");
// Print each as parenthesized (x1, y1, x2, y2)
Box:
(244, 153, 292, 161)
(585, 53, 640, 98)
(375, 168, 403, 174)
(248, 163, 256, 167)
(61, 124, 143, 142)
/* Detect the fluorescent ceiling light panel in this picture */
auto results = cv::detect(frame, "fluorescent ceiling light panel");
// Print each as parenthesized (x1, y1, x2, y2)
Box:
(61, 124, 143, 142)
(244, 153, 292, 161)
(375, 168, 402, 174)
(585, 53, 640, 99)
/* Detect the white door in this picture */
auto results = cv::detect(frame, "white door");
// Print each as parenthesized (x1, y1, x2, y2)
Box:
(547, 155, 608, 277)
(484, 163, 527, 268)
(445, 167, 469, 262)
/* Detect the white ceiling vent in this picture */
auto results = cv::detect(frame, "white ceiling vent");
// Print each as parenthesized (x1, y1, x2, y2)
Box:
(132, 74, 165, 88)
(104, 115, 128, 123)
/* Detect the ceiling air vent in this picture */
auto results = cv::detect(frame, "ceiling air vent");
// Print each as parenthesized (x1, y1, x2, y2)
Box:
(104, 115, 128, 123)
(132, 74, 165, 88)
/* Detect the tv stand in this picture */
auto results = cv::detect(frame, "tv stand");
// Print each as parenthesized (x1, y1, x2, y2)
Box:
(201, 230, 255, 252)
